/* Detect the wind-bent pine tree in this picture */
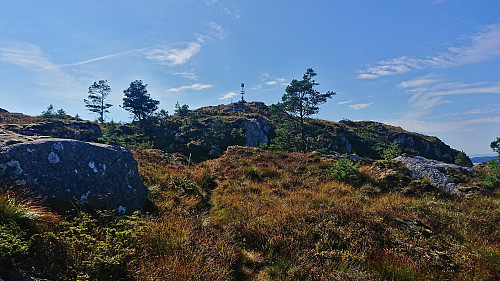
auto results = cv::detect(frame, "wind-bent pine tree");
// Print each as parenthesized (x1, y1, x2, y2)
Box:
(281, 68, 336, 152)
(122, 80, 159, 121)
(84, 80, 112, 123)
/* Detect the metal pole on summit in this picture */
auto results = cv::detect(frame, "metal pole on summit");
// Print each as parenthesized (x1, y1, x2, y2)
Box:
(240, 83, 245, 102)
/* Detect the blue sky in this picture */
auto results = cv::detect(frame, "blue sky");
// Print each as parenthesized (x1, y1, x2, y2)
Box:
(1, 0, 499, 155)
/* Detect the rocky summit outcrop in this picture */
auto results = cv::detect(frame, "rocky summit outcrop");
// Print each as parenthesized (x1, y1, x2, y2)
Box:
(395, 155, 476, 195)
(0, 138, 147, 213)
(243, 116, 271, 147)
(394, 133, 455, 163)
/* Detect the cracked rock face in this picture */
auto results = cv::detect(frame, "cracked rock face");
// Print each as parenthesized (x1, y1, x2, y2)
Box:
(395, 155, 476, 196)
(0, 138, 147, 213)
(244, 117, 270, 147)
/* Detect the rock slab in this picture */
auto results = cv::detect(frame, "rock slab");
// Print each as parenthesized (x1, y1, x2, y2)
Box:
(395, 155, 476, 195)
(0, 138, 147, 213)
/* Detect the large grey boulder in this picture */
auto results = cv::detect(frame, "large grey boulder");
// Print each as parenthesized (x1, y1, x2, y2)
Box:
(395, 155, 476, 195)
(0, 138, 147, 213)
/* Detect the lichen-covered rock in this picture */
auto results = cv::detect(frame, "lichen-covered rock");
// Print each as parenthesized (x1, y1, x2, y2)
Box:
(243, 117, 270, 147)
(395, 155, 476, 195)
(0, 138, 147, 213)
(328, 132, 353, 154)
(0, 120, 102, 142)
(394, 133, 454, 163)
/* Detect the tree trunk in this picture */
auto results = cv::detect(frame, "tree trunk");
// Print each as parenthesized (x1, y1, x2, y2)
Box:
(299, 91, 306, 153)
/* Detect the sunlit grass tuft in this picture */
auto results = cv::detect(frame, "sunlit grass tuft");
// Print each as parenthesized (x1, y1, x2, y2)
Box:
(0, 189, 59, 222)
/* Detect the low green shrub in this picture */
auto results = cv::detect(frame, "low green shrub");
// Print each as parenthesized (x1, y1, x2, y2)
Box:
(484, 159, 500, 188)
(383, 141, 402, 160)
(0, 222, 30, 267)
(329, 156, 360, 183)
(48, 211, 145, 280)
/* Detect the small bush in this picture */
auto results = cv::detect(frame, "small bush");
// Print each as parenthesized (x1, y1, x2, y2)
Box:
(484, 159, 500, 188)
(329, 156, 360, 183)
(383, 141, 402, 160)
(241, 166, 261, 181)
(51, 211, 145, 280)
(0, 222, 30, 266)
(455, 151, 473, 167)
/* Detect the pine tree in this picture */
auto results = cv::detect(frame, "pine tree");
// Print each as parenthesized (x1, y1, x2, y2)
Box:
(84, 80, 112, 123)
(122, 80, 159, 121)
(279, 68, 336, 152)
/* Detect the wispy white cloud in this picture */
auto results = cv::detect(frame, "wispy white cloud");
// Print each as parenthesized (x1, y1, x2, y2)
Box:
(0, 42, 82, 99)
(265, 78, 286, 85)
(398, 75, 439, 88)
(146, 21, 230, 66)
(349, 103, 372, 110)
(337, 100, 354, 105)
(451, 22, 500, 64)
(0, 42, 58, 70)
(463, 105, 500, 115)
(61, 48, 148, 67)
(254, 73, 288, 89)
(357, 21, 500, 79)
(203, 0, 240, 19)
(386, 116, 500, 133)
(210, 22, 228, 40)
(146, 42, 202, 65)
(172, 72, 198, 80)
(387, 75, 500, 133)
(166, 83, 213, 92)
(219, 91, 238, 100)
(399, 75, 500, 119)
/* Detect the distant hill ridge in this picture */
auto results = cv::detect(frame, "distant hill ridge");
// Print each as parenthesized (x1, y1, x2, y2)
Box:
(0, 102, 465, 163)
(470, 155, 499, 164)
(182, 102, 462, 163)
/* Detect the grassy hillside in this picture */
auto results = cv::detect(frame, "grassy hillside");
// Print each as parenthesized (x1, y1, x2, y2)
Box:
(2, 105, 495, 280)
(93, 102, 464, 163)
(1, 147, 498, 280)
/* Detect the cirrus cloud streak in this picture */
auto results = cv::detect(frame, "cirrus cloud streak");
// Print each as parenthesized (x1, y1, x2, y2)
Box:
(166, 83, 214, 92)
(357, 22, 500, 79)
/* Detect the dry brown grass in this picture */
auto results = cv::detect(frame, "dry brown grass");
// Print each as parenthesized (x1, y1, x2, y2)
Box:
(0, 112, 41, 125)
(3, 146, 496, 280)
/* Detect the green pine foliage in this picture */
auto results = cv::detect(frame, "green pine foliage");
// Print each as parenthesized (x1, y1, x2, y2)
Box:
(455, 151, 473, 167)
(484, 137, 500, 188)
(40, 104, 67, 119)
(383, 141, 403, 160)
(329, 156, 360, 183)
(122, 80, 159, 121)
(484, 159, 500, 188)
(84, 80, 113, 123)
(276, 68, 335, 152)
